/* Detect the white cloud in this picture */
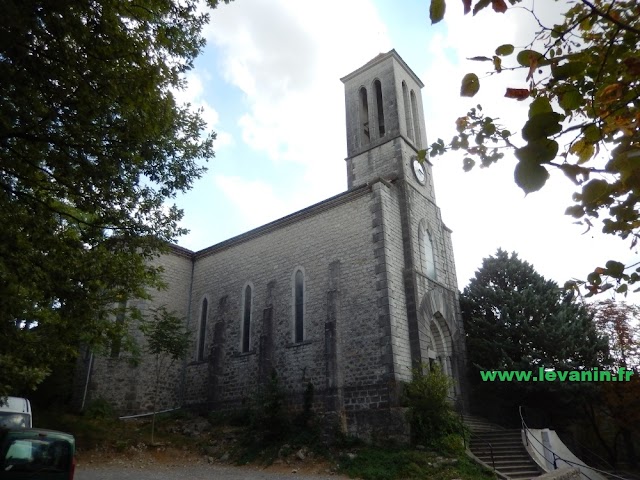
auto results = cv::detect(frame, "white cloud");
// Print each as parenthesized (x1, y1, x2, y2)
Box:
(180, 0, 638, 298)
(213, 175, 293, 230)
(206, 0, 391, 170)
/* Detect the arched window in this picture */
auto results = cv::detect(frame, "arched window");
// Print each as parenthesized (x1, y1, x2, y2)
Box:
(374, 79, 385, 137)
(197, 298, 208, 361)
(402, 81, 414, 141)
(424, 229, 436, 279)
(410, 90, 422, 148)
(294, 269, 305, 343)
(241, 285, 252, 353)
(359, 87, 370, 144)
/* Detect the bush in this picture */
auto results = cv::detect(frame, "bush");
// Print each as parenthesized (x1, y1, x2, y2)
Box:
(294, 381, 315, 429)
(404, 364, 462, 448)
(83, 397, 116, 420)
(249, 370, 290, 441)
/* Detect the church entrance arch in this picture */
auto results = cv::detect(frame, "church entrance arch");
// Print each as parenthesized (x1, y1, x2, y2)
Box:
(418, 289, 459, 396)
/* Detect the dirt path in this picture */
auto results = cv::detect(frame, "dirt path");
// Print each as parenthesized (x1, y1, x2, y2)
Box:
(76, 464, 347, 480)
(74, 448, 349, 480)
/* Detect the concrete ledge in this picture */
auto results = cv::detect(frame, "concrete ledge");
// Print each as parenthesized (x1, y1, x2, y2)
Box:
(533, 467, 581, 480)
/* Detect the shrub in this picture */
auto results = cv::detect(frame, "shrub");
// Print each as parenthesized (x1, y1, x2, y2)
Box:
(404, 364, 462, 448)
(294, 381, 315, 429)
(84, 397, 115, 420)
(249, 370, 290, 441)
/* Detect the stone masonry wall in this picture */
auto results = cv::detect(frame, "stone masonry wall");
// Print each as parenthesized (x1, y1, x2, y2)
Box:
(81, 251, 193, 415)
(181, 188, 391, 416)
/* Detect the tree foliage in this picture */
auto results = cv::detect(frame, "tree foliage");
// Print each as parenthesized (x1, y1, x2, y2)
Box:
(427, 0, 640, 295)
(585, 300, 639, 467)
(139, 305, 189, 444)
(462, 249, 610, 425)
(0, 0, 229, 397)
(462, 249, 609, 374)
(592, 299, 640, 370)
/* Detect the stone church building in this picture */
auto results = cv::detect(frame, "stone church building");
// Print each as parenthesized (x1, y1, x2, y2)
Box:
(75, 50, 467, 439)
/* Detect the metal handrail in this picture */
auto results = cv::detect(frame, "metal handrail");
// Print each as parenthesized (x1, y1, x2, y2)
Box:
(469, 428, 496, 471)
(458, 411, 495, 471)
(519, 406, 629, 480)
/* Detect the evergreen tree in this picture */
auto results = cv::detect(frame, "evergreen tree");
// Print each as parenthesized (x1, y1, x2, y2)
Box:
(462, 250, 609, 422)
(462, 249, 608, 374)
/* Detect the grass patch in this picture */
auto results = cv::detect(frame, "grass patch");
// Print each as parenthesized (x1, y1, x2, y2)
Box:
(338, 446, 496, 480)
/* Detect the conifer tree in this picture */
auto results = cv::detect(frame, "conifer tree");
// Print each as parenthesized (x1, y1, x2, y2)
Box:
(462, 249, 609, 397)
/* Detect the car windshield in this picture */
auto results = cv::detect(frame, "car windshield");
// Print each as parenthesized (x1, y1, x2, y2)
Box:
(0, 413, 29, 429)
(2, 436, 72, 473)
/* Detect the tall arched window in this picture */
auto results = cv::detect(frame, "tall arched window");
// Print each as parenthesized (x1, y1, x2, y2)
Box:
(402, 81, 414, 141)
(294, 269, 305, 343)
(374, 79, 385, 137)
(197, 298, 208, 361)
(410, 90, 422, 148)
(359, 87, 370, 144)
(424, 230, 436, 279)
(241, 285, 252, 353)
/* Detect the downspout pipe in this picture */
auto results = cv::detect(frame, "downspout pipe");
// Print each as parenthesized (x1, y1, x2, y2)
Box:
(80, 351, 94, 411)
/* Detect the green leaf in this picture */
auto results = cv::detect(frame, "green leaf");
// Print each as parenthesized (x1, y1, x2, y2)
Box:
(460, 73, 480, 97)
(581, 179, 609, 204)
(528, 97, 552, 118)
(430, 0, 446, 24)
(469, 56, 492, 61)
(559, 87, 583, 111)
(514, 160, 550, 193)
(472, 0, 491, 15)
(552, 62, 587, 80)
(516, 50, 547, 67)
(582, 124, 601, 143)
(495, 44, 514, 56)
(605, 260, 625, 278)
(515, 139, 559, 164)
(463, 157, 476, 172)
(522, 112, 564, 141)
(565, 205, 584, 218)
(569, 139, 595, 164)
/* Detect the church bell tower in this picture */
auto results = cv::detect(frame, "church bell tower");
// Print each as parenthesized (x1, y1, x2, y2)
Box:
(341, 50, 436, 203)
(341, 50, 467, 407)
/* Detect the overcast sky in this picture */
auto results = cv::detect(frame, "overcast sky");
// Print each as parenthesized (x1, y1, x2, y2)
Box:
(172, 0, 638, 298)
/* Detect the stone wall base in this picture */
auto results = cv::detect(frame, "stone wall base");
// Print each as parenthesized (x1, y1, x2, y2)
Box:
(346, 407, 410, 445)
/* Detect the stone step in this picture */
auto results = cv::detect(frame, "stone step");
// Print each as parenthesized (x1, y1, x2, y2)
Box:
(473, 430, 522, 437)
(506, 470, 543, 480)
(471, 445, 528, 453)
(464, 414, 540, 480)
(470, 438, 523, 446)
(475, 454, 533, 462)
(498, 464, 541, 472)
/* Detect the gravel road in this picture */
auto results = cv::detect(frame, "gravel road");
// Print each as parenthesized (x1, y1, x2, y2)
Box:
(76, 464, 348, 479)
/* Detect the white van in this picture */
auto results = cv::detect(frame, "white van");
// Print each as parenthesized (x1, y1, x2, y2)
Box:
(0, 397, 32, 428)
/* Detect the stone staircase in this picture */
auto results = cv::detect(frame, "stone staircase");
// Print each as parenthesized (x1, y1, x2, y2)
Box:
(464, 415, 542, 480)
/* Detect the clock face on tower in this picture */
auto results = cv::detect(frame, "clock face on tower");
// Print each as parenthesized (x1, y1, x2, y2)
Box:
(412, 158, 426, 185)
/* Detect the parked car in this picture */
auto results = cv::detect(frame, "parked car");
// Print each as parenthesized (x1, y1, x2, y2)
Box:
(0, 428, 76, 479)
(0, 397, 32, 429)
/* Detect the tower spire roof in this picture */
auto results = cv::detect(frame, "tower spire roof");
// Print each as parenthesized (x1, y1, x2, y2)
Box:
(340, 49, 424, 88)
